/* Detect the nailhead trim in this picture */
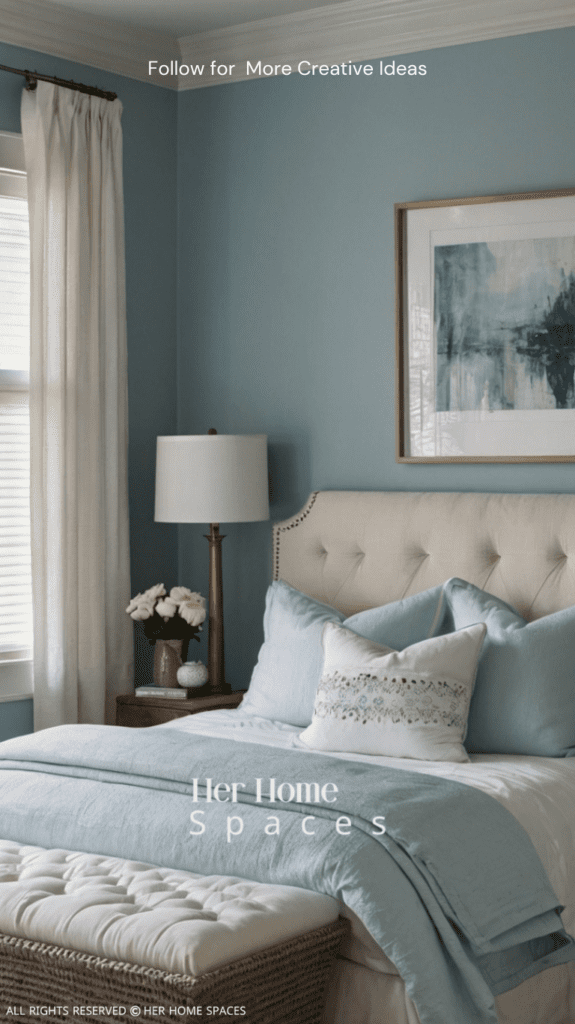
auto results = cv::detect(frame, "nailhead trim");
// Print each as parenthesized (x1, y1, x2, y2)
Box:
(273, 492, 319, 580)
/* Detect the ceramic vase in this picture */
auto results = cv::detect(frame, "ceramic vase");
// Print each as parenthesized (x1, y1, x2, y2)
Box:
(153, 638, 183, 688)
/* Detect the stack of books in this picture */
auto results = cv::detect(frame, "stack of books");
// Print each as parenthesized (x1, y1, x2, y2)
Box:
(135, 686, 201, 699)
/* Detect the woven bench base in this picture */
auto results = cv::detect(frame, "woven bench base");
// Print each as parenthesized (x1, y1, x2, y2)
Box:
(0, 919, 346, 1024)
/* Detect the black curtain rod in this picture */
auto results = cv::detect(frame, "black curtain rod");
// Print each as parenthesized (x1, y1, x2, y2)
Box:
(0, 62, 117, 101)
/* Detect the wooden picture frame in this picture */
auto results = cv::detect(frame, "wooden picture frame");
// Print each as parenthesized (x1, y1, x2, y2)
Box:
(395, 188, 575, 463)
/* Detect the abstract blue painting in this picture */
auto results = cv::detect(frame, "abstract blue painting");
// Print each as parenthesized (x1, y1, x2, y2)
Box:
(435, 237, 575, 412)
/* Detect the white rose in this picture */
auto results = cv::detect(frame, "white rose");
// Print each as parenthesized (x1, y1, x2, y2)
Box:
(144, 583, 166, 600)
(126, 593, 144, 614)
(156, 598, 178, 621)
(130, 602, 155, 621)
(170, 586, 195, 603)
(180, 600, 207, 627)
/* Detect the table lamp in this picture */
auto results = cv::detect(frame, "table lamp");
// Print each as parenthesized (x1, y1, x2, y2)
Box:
(154, 430, 269, 694)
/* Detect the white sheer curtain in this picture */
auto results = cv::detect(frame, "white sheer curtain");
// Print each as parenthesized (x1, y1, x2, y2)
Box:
(21, 82, 132, 729)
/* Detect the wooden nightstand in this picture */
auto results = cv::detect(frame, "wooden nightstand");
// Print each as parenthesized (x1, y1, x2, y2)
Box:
(116, 691, 246, 727)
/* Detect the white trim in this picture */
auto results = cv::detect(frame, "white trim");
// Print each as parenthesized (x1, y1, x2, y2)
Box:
(0, 0, 573, 90)
(0, 132, 27, 196)
(0, 658, 33, 700)
(0, 170, 26, 198)
(0, 130, 25, 172)
(0, 137, 32, 699)
(0, 0, 178, 89)
(177, 0, 575, 88)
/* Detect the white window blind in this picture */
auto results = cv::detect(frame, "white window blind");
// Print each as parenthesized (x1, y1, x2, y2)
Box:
(0, 192, 32, 659)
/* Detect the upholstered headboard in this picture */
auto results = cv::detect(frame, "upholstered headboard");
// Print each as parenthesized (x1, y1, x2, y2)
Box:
(273, 491, 575, 622)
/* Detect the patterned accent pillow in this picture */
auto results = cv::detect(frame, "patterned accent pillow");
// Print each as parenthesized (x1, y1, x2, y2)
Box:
(299, 620, 487, 762)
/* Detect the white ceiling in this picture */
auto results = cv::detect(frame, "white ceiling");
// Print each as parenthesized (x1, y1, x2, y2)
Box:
(39, 0, 354, 37)
(0, 0, 574, 91)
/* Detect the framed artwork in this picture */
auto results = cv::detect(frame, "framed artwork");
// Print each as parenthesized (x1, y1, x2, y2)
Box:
(395, 189, 575, 462)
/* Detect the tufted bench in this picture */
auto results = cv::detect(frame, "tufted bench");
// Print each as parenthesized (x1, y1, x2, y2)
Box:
(0, 841, 346, 1024)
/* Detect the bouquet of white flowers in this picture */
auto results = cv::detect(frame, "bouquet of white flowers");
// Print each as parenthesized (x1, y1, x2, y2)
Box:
(126, 585, 206, 661)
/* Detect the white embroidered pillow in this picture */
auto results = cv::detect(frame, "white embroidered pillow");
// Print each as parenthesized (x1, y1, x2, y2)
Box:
(299, 621, 487, 763)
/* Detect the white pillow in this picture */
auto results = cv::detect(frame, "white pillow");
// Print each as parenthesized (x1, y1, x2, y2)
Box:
(299, 621, 487, 762)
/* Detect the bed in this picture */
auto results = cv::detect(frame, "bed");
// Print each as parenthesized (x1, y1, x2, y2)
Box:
(1, 490, 575, 1024)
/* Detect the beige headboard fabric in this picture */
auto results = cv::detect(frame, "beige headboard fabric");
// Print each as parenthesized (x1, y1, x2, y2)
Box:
(273, 491, 575, 622)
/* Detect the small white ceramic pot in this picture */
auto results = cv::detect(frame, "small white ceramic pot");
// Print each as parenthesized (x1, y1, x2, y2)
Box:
(177, 660, 209, 688)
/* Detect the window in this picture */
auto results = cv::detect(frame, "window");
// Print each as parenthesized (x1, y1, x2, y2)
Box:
(0, 131, 32, 700)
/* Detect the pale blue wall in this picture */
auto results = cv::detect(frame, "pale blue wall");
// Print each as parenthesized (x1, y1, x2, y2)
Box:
(0, 42, 179, 735)
(0, 699, 33, 742)
(2, 27, 574, 729)
(177, 29, 575, 690)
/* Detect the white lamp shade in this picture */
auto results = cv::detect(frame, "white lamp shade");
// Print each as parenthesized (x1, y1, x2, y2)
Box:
(155, 434, 269, 523)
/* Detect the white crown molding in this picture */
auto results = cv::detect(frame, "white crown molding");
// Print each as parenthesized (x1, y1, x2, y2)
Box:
(178, 0, 575, 88)
(0, 0, 178, 89)
(0, 0, 573, 92)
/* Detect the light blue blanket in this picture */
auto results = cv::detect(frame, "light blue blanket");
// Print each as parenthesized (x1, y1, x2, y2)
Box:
(0, 724, 573, 1024)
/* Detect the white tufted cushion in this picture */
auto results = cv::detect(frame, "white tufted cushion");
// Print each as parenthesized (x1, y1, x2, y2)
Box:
(0, 840, 338, 975)
(274, 491, 575, 621)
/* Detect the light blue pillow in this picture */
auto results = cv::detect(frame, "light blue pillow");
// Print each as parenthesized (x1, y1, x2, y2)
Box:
(443, 577, 575, 757)
(242, 580, 446, 726)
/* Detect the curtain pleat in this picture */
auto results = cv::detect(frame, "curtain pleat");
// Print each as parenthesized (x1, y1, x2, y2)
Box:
(21, 82, 132, 728)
